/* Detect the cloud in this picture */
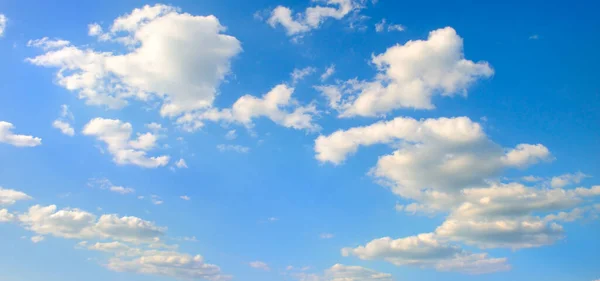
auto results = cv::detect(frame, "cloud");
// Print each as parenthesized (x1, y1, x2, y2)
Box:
(180, 195, 191, 201)
(375, 19, 404, 32)
(151, 195, 164, 205)
(320, 65, 336, 81)
(342, 233, 509, 274)
(88, 178, 135, 195)
(550, 172, 589, 188)
(0, 121, 42, 147)
(320, 233, 335, 239)
(28, 4, 242, 117)
(249, 261, 270, 271)
(53, 120, 75, 136)
(316, 27, 493, 117)
(0, 187, 32, 206)
(217, 144, 250, 153)
(83, 118, 169, 168)
(0, 209, 16, 222)
(529, 34, 540, 40)
(501, 144, 552, 168)
(522, 175, 543, 182)
(27, 37, 70, 50)
(176, 84, 319, 132)
(18, 205, 166, 243)
(31, 235, 45, 243)
(175, 158, 188, 169)
(289, 264, 393, 281)
(292, 67, 316, 84)
(224, 130, 237, 140)
(267, 0, 364, 37)
(0, 14, 6, 37)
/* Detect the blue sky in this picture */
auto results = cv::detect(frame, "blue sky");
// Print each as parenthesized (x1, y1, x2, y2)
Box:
(0, 1, 599, 281)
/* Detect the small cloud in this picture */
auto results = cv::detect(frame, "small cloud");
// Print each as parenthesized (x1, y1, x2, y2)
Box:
(88, 178, 135, 195)
(217, 144, 250, 153)
(249, 261, 270, 271)
(375, 19, 404, 33)
(320, 233, 335, 239)
(529, 34, 540, 40)
(175, 158, 188, 169)
(180, 195, 191, 201)
(151, 195, 163, 205)
(225, 130, 237, 140)
(320, 64, 336, 82)
(183, 236, 197, 242)
(31, 235, 45, 243)
(267, 217, 279, 222)
(522, 175, 543, 182)
(291, 67, 316, 84)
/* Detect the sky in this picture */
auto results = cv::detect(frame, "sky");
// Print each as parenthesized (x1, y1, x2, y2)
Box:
(0, 0, 599, 281)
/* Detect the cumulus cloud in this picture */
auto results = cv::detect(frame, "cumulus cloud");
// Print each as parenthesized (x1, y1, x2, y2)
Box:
(0, 121, 42, 147)
(178, 84, 319, 132)
(18, 205, 166, 243)
(249, 261, 270, 271)
(83, 118, 169, 168)
(316, 27, 493, 117)
(267, 0, 365, 37)
(0, 187, 32, 206)
(28, 4, 242, 117)
(342, 233, 509, 274)
(0, 209, 16, 222)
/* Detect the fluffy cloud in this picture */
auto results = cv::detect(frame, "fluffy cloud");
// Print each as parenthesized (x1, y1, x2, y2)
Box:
(18, 205, 166, 243)
(0, 209, 16, 222)
(290, 264, 393, 281)
(341, 233, 509, 274)
(0, 14, 6, 37)
(175, 158, 188, 169)
(316, 27, 493, 117)
(52, 104, 75, 136)
(31, 235, 45, 243)
(83, 118, 169, 168)
(249, 261, 270, 271)
(27, 4, 241, 117)
(0, 187, 32, 206)
(267, 0, 364, 37)
(178, 84, 319, 132)
(0, 121, 42, 147)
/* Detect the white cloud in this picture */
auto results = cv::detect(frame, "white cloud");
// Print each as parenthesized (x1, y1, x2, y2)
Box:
(28, 4, 242, 118)
(267, 0, 364, 37)
(0, 121, 42, 147)
(292, 67, 316, 84)
(320, 65, 336, 81)
(249, 261, 270, 271)
(342, 233, 509, 274)
(151, 195, 164, 205)
(0, 187, 32, 206)
(176, 84, 319, 132)
(550, 172, 588, 188)
(0, 209, 15, 222)
(175, 158, 188, 169)
(180, 195, 191, 201)
(0, 14, 7, 37)
(217, 144, 250, 153)
(31, 235, 45, 243)
(27, 37, 70, 50)
(289, 264, 393, 281)
(145, 122, 166, 132)
(88, 178, 135, 195)
(18, 205, 166, 243)
(522, 175, 543, 182)
(320, 233, 335, 239)
(83, 118, 169, 168)
(501, 144, 552, 168)
(529, 34, 540, 40)
(224, 129, 237, 140)
(52, 120, 75, 136)
(316, 27, 493, 117)
(375, 19, 404, 33)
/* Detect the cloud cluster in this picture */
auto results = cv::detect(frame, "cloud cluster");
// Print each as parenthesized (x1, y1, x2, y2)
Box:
(267, 0, 365, 37)
(83, 118, 169, 168)
(316, 27, 493, 117)
(0, 121, 42, 147)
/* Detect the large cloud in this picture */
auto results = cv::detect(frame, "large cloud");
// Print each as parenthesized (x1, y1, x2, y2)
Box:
(27, 4, 242, 117)
(82, 118, 169, 168)
(0, 121, 42, 147)
(316, 27, 493, 117)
